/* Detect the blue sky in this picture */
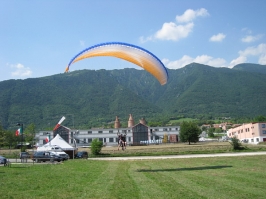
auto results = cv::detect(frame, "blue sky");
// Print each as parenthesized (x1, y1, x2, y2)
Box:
(0, 0, 266, 82)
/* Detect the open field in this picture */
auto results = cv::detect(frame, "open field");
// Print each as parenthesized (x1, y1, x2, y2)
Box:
(1, 155, 266, 199)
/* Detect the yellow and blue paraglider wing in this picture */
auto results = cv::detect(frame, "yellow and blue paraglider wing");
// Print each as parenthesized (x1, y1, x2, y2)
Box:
(65, 42, 168, 85)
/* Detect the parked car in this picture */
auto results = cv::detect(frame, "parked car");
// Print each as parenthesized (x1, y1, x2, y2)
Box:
(0, 155, 7, 165)
(50, 151, 69, 161)
(32, 151, 63, 163)
(20, 152, 30, 159)
(75, 151, 88, 159)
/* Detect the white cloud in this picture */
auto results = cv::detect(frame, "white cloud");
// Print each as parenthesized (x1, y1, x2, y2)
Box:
(239, 43, 266, 57)
(164, 43, 266, 70)
(9, 63, 32, 78)
(209, 33, 226, 42)
(229, 43, 266, 67)
(154, 22, 194, 41)
(241, 28, 252, 34)
(164, 55, 226, 69)
(140, 8, 209, 42)
(176, 8, 209, 23)
(139, 36, 153, 43)
(163, 55, 193, 69)
(241, 34, 263, 43)
(259, 54, 266, 64)
(228, 56, 247, 68)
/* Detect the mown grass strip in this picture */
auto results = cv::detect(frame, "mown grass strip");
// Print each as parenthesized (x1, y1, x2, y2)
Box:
(1, 155, 266, 199)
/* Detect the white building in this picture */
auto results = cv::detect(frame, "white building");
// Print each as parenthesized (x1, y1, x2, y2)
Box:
(35, 115, 180, 147)
(227, 122, 266, 144)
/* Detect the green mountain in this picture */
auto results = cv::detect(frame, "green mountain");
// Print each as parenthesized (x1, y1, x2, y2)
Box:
(0, 63, 266, 130)
(232, 63, 266, 74)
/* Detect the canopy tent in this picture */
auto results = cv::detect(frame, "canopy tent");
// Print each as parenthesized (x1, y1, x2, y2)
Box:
(42, 134, 75, 150)
(39, 134, 77, 159)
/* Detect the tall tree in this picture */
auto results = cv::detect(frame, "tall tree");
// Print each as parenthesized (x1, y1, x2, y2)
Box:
(180, 121, 201, 145)
(24, 123, 36, 143)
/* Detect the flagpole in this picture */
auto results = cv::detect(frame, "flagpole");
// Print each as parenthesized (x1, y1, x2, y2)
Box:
(17, 123, 23, 153)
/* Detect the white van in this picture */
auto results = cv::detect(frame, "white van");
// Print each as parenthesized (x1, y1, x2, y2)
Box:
(37, 145, 69, 160)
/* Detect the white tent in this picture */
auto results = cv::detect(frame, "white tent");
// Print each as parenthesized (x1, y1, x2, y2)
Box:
(42, 134, 75, 150)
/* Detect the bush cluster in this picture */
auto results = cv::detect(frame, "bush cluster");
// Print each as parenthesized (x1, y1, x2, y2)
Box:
(91, 139, 103, 155)
(230, 136, 242, 150)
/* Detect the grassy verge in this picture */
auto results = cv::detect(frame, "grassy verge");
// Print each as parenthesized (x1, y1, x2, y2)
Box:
(91, 142, 266, 157)
(2, 142, 266, 158)
(1, 155, 266, 199)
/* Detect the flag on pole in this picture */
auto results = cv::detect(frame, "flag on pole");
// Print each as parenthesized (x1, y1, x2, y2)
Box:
(15, 127, 22, 136)
(45, 136, 50, 143)
(53, 116, 66, 131)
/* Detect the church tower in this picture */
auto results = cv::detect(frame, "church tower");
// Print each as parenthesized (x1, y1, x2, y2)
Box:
(114, 116, 121, 128)
(139, 117, 147, 125)
(128, 114, 134, 127)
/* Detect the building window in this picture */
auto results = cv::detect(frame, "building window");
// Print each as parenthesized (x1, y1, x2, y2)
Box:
(99, 138, 103, 142)
(169, 128, 172, 131)
(251, 139, 254, 142)
(109, 130, 113, 133)
(256, 138, 259, 142)
(88, 131, 92, 134)
(163, 128, 168, 131)
(88, 138, 92, 143)
(263, 130, 266, 134)
(109, 138, 114, 142)
(98, 131, 103, 134)
(155, 129, 158, 132)
(122, 130, 127, 133)
(84, 138, 86, 143)
(262, 124, 266, 128)
(128, 130, 131, 133)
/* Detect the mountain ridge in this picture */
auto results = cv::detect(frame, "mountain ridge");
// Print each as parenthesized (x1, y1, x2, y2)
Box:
(0, 63, 265, 129)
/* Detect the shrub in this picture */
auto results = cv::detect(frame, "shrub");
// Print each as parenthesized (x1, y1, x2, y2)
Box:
(230, 136, 242, 150)
(91, 139, 103, 155)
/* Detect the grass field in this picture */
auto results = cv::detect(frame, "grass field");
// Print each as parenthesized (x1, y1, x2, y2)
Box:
(1, 154, 266, 199)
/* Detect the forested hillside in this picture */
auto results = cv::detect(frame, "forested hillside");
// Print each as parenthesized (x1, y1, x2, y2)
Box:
(0, 63, 266, 130)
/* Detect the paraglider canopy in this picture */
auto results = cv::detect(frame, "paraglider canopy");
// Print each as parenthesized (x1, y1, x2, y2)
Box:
(65, 42, 168, 85)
